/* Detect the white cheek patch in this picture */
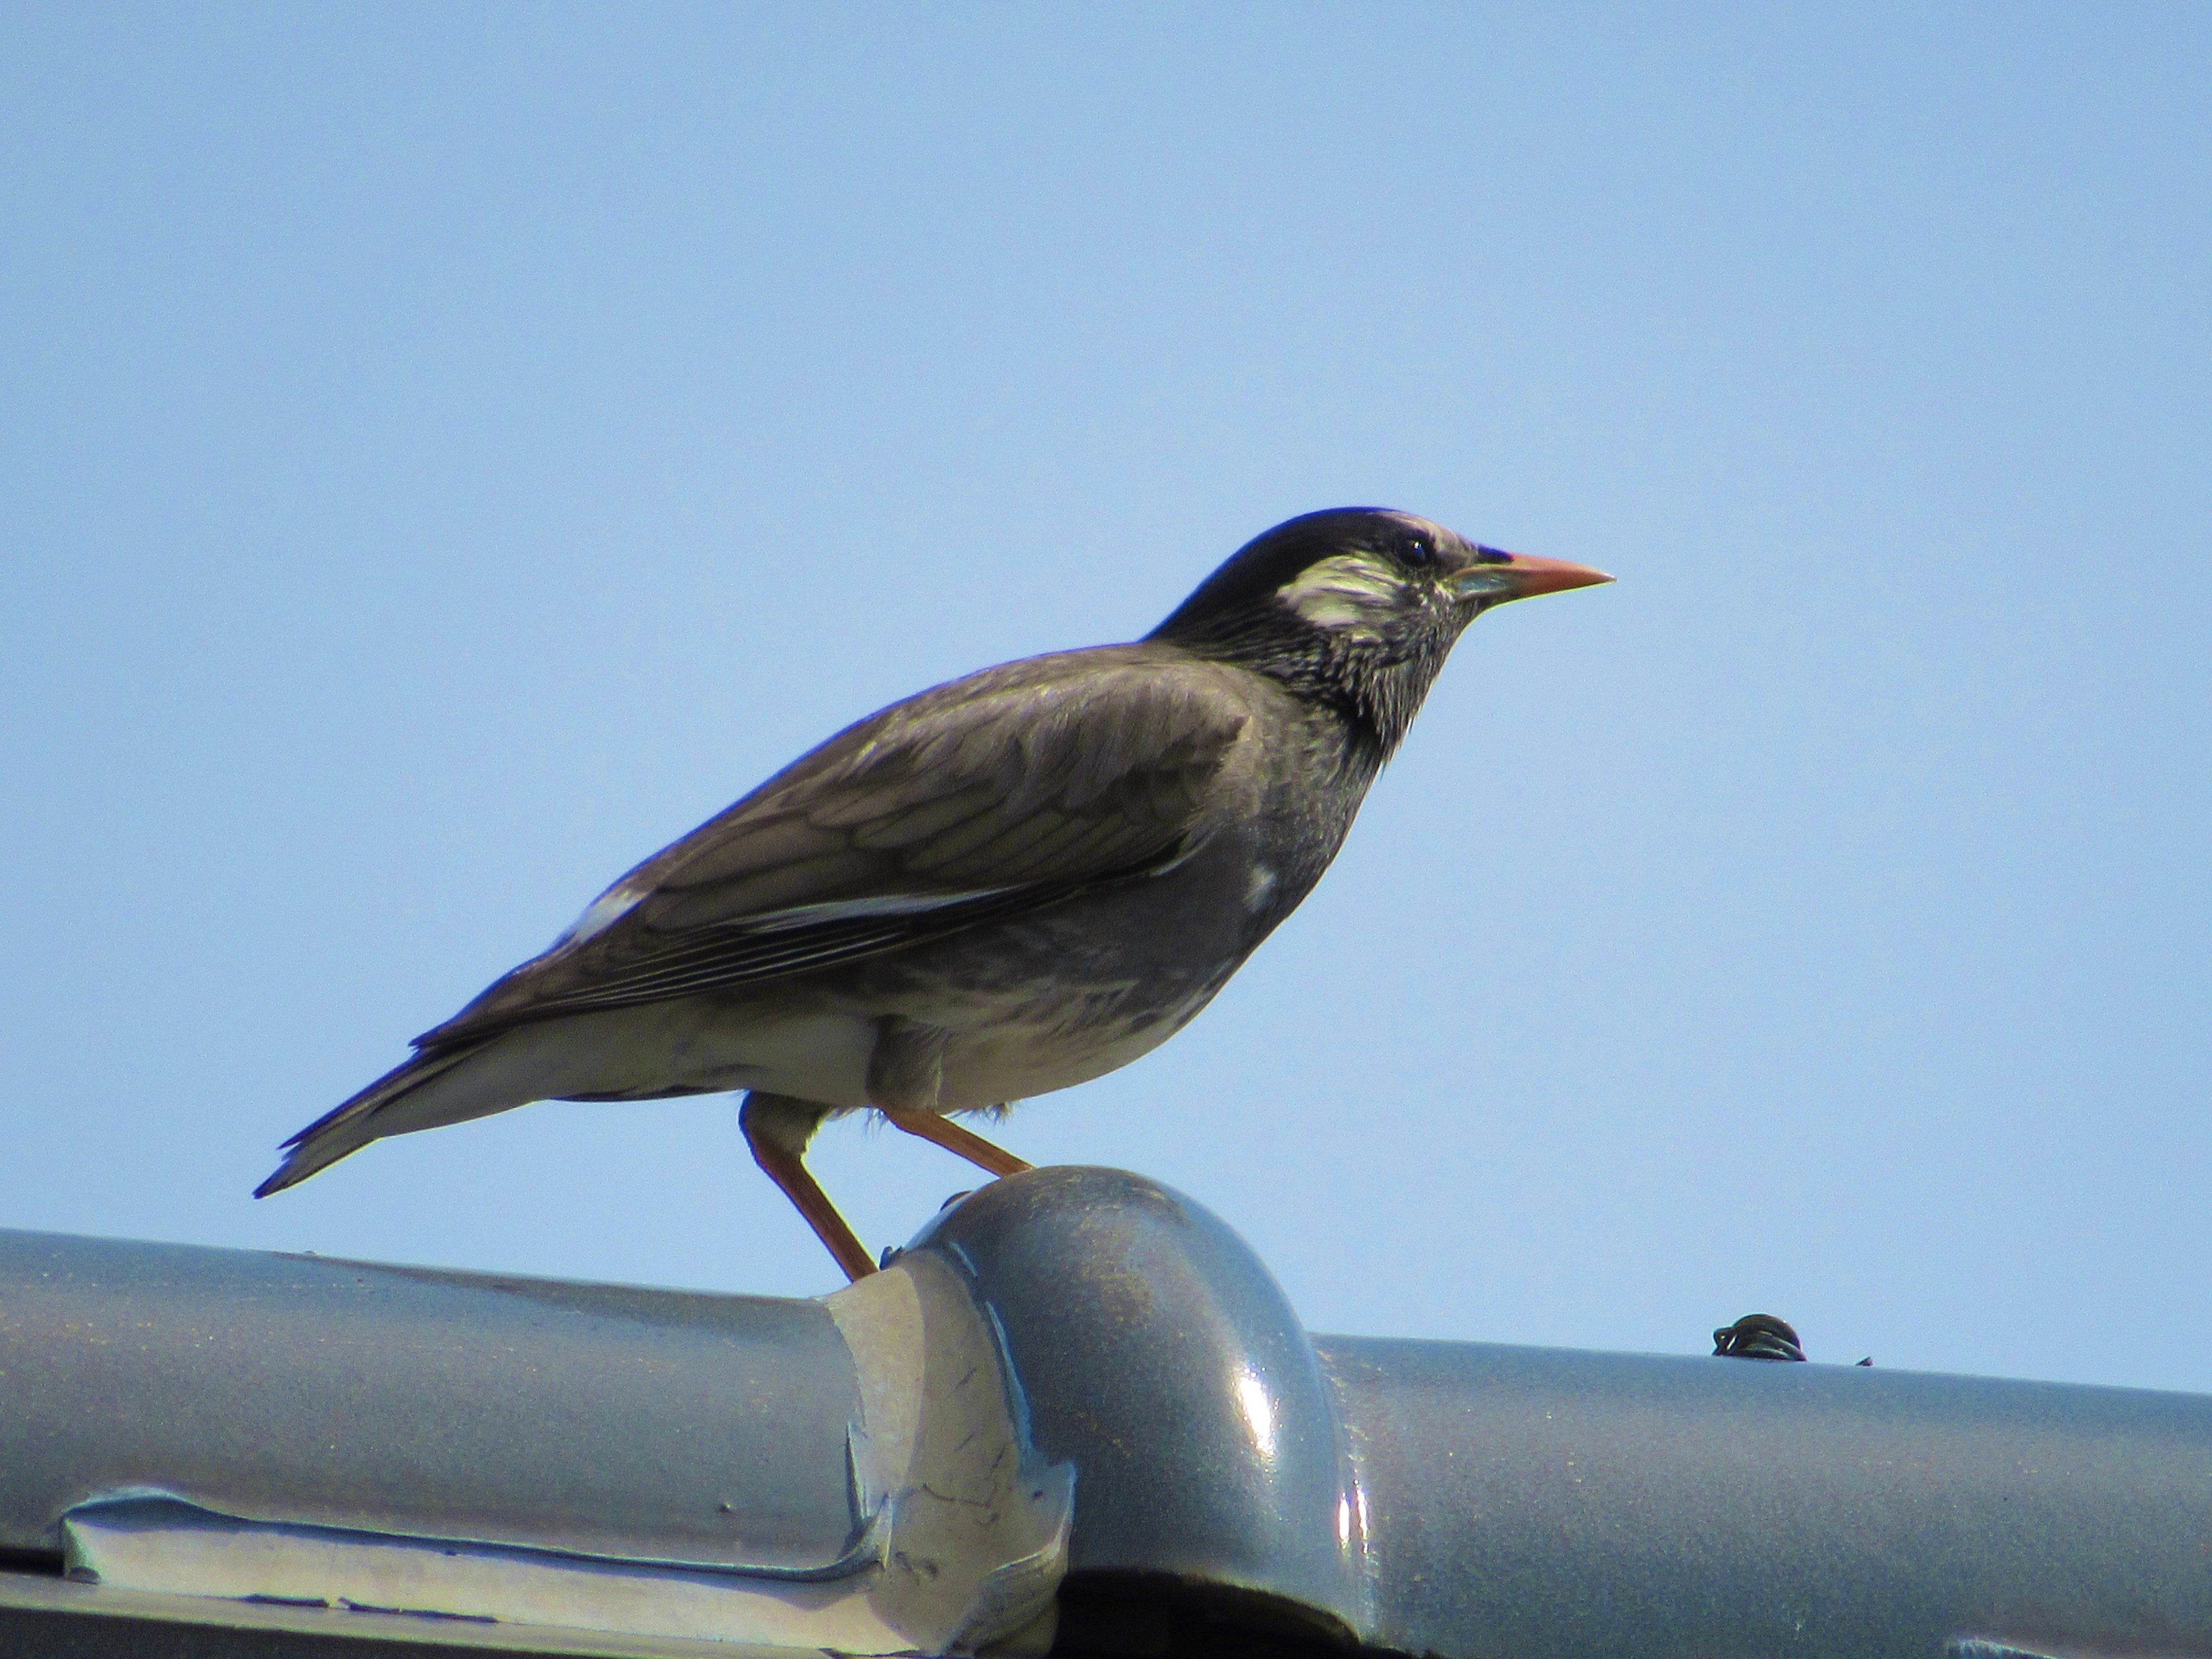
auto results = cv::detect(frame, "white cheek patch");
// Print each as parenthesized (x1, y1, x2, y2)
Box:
(1275, 554, 1406, 638)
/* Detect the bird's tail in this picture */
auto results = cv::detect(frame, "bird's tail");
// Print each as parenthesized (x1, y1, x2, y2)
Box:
(255, 1041, 493, 1198)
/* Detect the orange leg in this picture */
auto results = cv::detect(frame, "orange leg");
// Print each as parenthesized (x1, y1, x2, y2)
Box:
(741, 1095, 876, 1282)
(881, 1107, 1034, 1179)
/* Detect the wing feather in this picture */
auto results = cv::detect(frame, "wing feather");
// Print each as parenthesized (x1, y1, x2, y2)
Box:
(842, 786, 999, 849)
(414, 650, 1251, 1047)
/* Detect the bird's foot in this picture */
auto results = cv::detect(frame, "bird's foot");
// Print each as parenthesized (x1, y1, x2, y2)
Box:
(741, 1093, 877, 1282)
(881, 1107, 1033, 1178)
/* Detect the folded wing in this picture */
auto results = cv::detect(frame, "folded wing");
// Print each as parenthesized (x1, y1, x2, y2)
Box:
(415, 653, 1250, 1047)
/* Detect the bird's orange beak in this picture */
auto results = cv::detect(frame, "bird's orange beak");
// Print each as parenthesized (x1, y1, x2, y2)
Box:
(1490, 551, 1615, 600)
(1453, 549, 1615, 603)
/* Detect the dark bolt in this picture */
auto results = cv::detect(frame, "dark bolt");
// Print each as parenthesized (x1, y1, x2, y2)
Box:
(1713, 1313, 1806, 1361)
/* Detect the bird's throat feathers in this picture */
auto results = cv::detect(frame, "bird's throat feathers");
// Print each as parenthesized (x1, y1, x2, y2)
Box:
(1145, 513, 1479, 762)
(1150, 589, 1457, 763)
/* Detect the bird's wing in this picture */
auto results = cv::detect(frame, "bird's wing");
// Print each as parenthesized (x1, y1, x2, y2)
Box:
(416, 654, 1249, 1046)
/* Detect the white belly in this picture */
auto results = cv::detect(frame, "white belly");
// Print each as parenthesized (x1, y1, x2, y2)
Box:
(518, 974, 1223, 1116)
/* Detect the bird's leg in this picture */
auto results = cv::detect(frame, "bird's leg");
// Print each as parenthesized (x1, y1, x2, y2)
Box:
(882, 1107, 1034, 1178)
(739, 1093, 876, 1282)
(868, 1016, 1035, 1179)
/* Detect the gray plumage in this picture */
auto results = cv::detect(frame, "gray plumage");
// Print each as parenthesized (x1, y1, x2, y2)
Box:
(258, 507, 1609, 1272)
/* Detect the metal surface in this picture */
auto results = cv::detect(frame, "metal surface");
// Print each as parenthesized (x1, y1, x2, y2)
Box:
(1325, 1334, 2212, 1659)
(0, 1229, 859, 1571)
(6, 1173, 2212, 1657)
(916, 1169, 2212, 1658)
(903, 1165, 1365, 1638)
(0, 1226, 1069, 1656)
(0, 1573, 830, 1656)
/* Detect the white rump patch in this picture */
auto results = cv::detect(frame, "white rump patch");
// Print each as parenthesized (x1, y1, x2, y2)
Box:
(1275, 554, 1406, 638)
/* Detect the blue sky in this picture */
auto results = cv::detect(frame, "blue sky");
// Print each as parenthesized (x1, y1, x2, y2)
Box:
(5, 4, 2207, 1391)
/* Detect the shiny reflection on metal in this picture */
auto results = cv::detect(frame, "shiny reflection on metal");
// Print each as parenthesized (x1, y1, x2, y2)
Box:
(823, 1247, 1074, 1655)
(904, 1166, 1367, 1639)
(0, 1574, 844, 1657)
(60, 1491, 902, 1652)
(64, 1487, 881, 1582)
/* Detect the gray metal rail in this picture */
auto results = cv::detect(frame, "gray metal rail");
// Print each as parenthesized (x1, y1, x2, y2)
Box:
(2, 1166, 2207, 1657)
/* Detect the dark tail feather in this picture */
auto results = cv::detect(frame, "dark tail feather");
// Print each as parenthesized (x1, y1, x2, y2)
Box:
(255, 1042, 488, 1198)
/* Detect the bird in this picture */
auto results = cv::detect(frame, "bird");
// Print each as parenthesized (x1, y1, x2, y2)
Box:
(257, 508, 1610, 1279)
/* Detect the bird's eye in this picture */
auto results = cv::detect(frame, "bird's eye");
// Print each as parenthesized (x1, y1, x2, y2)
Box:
(1402, 537, 1433, 567)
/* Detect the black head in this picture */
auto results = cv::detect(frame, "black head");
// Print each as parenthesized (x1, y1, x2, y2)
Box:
(1148, 507, 1609, 754)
